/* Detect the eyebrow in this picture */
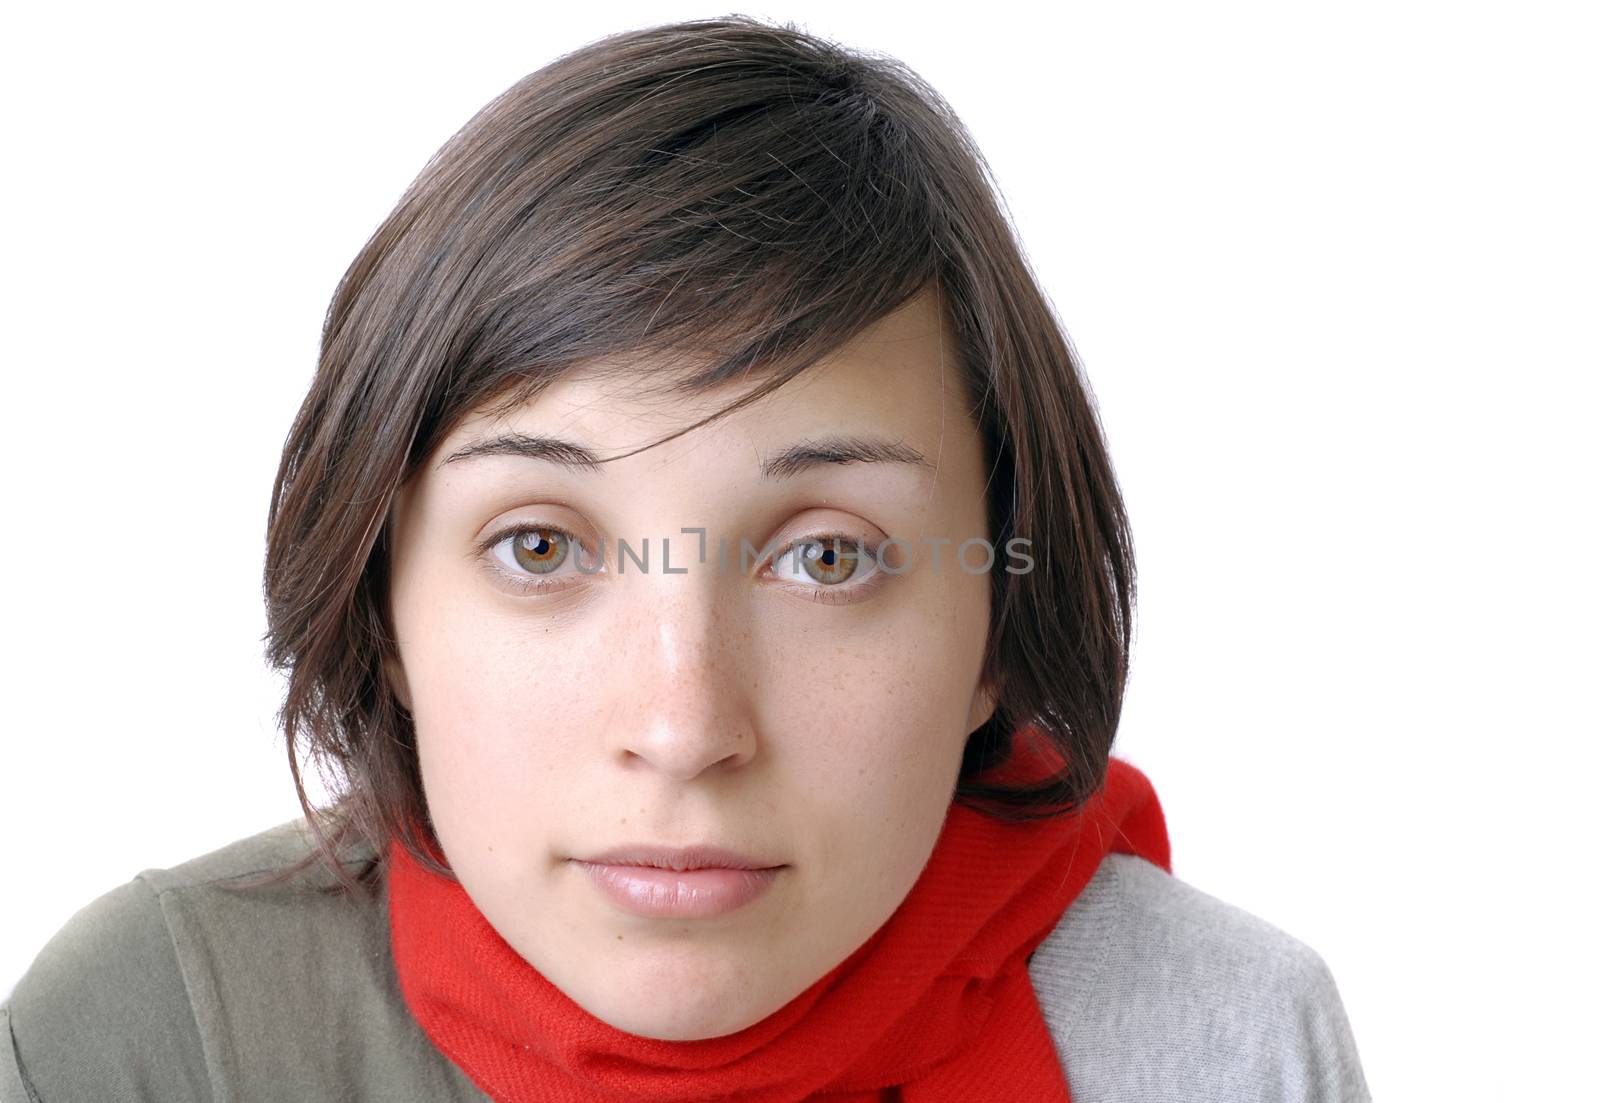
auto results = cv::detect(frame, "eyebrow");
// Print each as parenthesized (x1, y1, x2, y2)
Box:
(438, 431, 931, 481)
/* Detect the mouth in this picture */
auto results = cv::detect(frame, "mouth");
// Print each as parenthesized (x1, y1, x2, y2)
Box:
(571, 860, 784, 919)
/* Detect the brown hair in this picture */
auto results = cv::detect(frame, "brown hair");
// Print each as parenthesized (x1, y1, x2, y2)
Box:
(228, 15, 1137, 897)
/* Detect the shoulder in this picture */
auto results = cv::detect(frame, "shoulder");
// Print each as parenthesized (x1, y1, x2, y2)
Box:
(1, 868, 208, 1103)
(0, 818, 468, 1103)
(1029, 853, 1372, 1103)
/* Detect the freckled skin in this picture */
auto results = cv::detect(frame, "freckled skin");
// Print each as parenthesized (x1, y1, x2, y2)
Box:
(383, 288, 999, 1042)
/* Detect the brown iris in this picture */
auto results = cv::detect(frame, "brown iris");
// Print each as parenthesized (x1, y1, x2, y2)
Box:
(798, 537, 864, 585)
(511, 528, 569, 574)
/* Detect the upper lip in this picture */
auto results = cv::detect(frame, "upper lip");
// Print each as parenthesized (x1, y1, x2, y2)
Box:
(576, 844, 783, 872)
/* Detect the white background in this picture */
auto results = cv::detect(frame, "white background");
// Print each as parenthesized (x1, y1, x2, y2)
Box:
(3, 2, 1595, 1098)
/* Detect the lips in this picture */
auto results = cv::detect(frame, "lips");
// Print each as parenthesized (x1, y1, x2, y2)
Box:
(573, 861, 783, 919)
(579, 843, 782, 872)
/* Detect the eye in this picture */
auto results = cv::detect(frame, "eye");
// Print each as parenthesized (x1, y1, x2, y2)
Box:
(768, 534, 886, 604)
(479, 523, 604, 595)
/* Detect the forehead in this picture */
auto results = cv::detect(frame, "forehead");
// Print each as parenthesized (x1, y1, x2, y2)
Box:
(435, 288, 965, 463)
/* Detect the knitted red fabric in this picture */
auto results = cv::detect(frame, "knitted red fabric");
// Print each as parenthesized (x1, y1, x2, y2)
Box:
(387, 730, 1171, 1103)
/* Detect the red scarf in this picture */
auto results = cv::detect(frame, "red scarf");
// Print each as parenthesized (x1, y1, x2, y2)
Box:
(387, 729, 1170, 1102)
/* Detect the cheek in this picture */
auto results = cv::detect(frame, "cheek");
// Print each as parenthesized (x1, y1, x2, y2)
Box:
(759, 637, 974, 936)
(402, 602, 595, 861)
(760, 600, 981, 862)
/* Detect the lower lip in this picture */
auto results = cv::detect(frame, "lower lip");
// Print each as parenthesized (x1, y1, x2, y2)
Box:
(573, 861, 783, 918)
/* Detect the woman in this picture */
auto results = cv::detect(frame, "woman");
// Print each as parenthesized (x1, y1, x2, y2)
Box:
(0, 16, 1369, 1102)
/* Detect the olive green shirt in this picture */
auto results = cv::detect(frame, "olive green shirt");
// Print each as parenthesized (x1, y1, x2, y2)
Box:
(1, 817, 1370, 1101)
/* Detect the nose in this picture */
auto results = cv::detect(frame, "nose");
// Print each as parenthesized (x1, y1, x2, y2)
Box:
(605, 571, 758, 781)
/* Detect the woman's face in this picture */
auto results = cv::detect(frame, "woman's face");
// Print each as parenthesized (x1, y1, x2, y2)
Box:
(384, 288, 998, 1041)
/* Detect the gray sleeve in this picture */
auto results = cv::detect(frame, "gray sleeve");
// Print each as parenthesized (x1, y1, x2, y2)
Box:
(1043, 854, 1373, 1103)
(1287, 947, 1372, 1103)
(1, 1007, 41, 1103)
(2, 876, 212, 1102)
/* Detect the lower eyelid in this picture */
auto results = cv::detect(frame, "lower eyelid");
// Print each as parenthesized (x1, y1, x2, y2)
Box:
(788, 574, 884, 605)
(477, 552, 565, 594)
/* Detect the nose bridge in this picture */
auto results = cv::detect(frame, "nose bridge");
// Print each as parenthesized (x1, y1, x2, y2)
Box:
(608, 563, 754, 778)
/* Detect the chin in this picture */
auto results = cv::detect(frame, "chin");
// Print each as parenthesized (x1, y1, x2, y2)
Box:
(577, 958, 777, 1041)
(592, 992, 764, 1043)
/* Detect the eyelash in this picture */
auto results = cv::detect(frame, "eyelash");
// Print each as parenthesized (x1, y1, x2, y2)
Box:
(474, 522, 887, 605)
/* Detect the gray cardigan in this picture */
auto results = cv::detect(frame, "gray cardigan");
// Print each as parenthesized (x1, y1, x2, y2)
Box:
(1, 818, 1371, 1101)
